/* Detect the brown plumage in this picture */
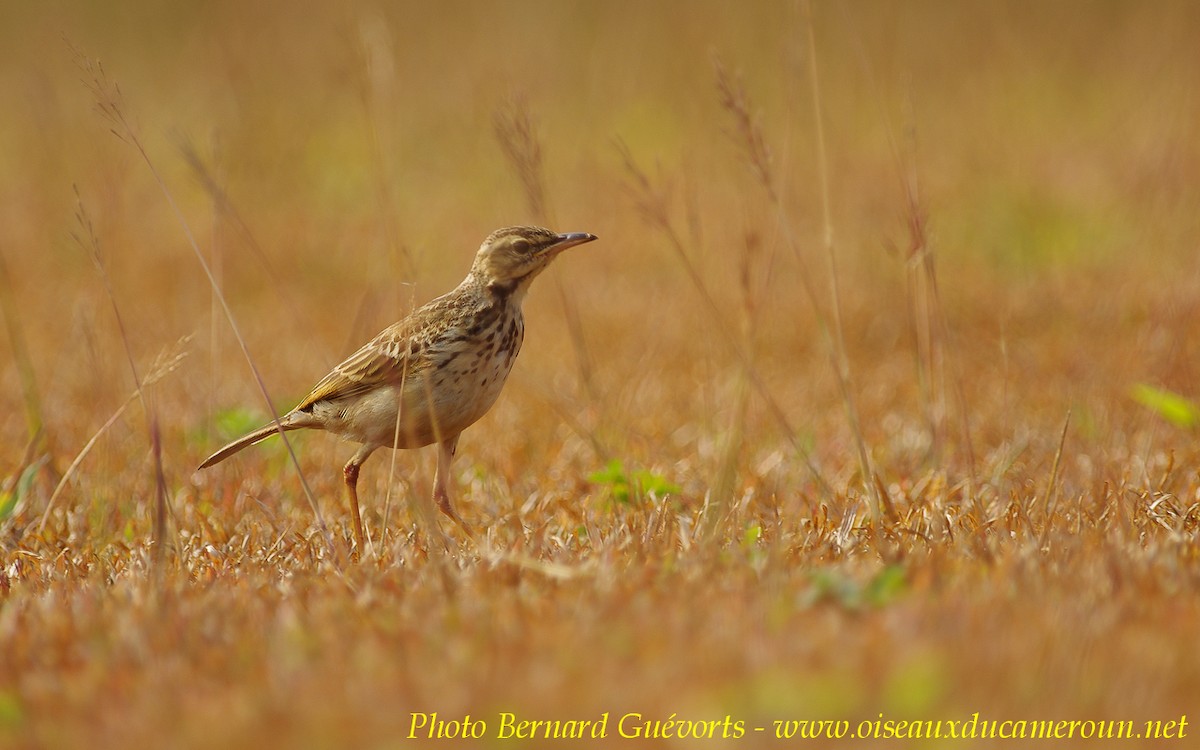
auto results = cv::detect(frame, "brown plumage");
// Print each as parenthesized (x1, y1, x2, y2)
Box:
(199, 226, 597, 547)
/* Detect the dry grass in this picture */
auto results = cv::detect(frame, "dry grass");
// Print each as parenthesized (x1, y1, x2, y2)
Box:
(3, 1, 1200, 747)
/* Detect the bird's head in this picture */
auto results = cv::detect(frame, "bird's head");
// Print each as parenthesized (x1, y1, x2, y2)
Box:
(470, 226, 597, 298)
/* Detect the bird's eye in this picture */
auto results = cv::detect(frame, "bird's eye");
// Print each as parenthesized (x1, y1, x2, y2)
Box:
(511, 238, 531, 253)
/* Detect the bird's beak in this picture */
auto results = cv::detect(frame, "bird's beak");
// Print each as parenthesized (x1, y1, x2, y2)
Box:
(548, 232, 598, 253)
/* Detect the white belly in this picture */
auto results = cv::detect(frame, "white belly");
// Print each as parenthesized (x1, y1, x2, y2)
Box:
(311, 346, 518, 449)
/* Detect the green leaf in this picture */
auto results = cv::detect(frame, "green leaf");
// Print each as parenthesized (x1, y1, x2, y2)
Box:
(588, 459, 632, 504)
(588, 460, 679, 506)
(633, 468, 681, 498)
(742, 522, 762, 548)
(0, 490, 15, 522)
(0, 460, 42, 521)
(214, 407, 265, 440)
(865, 564, 908, 607)
(587, 459, 627, 486)
(1131, 384, 1200, 429)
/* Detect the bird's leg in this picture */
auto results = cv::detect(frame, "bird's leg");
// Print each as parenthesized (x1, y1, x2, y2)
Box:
(433, 434, 473, 537)
(342, 444, 376, 550)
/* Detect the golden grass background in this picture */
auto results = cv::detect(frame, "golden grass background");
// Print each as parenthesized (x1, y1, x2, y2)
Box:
(2, 0, 1199, 746)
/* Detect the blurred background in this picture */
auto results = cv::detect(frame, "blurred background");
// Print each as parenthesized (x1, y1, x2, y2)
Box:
(2, 1, 1198, 462)
(2, 1, 1200, 746)
(2, 1, 1197, 461)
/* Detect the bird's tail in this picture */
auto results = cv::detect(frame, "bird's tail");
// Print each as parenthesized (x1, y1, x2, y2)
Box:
(197, 420, 301, 470)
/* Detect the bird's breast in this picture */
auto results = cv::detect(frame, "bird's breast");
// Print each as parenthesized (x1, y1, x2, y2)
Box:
(430, 308, 524, 404)
(380, 307, 525, 447)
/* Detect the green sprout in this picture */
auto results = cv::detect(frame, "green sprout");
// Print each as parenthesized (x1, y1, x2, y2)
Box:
(588, 459, 681, 506)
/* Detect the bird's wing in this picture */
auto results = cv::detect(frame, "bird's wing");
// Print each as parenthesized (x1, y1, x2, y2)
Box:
(293, 320, 427, 412)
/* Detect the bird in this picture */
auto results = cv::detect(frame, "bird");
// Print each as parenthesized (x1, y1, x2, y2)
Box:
(198, 225, 597, 548)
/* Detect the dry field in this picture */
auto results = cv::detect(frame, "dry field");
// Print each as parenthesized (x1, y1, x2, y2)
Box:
(2, 1, 1199, 747)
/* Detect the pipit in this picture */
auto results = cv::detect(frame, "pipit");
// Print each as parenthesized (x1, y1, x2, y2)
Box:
(199, 226, 597, 547)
